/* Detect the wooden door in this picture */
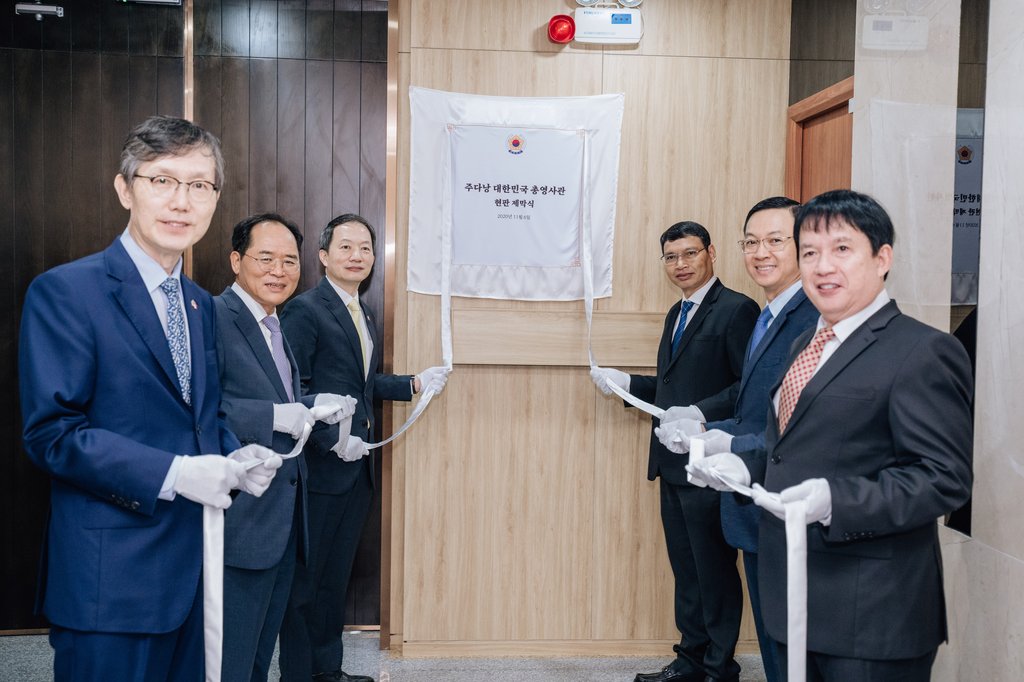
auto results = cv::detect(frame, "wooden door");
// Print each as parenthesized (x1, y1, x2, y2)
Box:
(785, 76, 853, 202)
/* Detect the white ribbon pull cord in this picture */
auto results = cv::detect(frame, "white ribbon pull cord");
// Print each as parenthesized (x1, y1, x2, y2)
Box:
(784, 499, 809, 682)
(204, 420, 320, 680)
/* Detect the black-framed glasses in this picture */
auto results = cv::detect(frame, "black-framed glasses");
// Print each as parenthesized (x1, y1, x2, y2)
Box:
(661, 247, 707, 265)
(738, 236, 792, 254)
(134, 174, 220, 202)
(244, 253, 300, 275)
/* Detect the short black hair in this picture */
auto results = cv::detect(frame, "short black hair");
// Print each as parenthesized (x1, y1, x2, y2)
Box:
(793, 189, 894, 255)
(660, 221, 711, 250)
(743, 196, 800, 232)
(320, 213, 376, 252)
(231, 212, 303, 255)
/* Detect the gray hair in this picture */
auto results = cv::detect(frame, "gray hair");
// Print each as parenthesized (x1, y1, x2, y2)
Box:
(119, 115, 225, 189)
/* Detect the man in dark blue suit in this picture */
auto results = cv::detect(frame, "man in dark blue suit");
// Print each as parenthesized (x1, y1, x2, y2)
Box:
(215, 213, 356, 682)
(657, 197, 818, 682)
(592, 221, 758, 682)
(19, 116, 281, 681)
(279, 214, 449, 682)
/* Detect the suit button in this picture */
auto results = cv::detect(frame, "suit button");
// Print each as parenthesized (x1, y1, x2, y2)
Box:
(662, 377, 670, 384)
(770, 455, 780, 464)
(195, 426, 202, 436)
(290, 479, 297, 487)
(130, 501, 140, 511)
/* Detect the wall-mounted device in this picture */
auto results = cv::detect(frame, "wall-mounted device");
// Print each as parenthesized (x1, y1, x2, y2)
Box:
(15, 2, 64, 20)
(573, 6, 643, 45)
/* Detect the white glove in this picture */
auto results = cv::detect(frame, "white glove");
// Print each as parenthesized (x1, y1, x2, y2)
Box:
(333, 435, 369, 462)
(273, 402, 315, 439)
(685, 452, 751, 492)
(660, 404, 705, 423)
(690, 428, 734, 456)
(228, 444, 284, 498)
(416, 366, 451, 395)
(780, 478, 833, 525)
(751, 483, 786, 520)
(590, 366, 630, 396)
(173, 455, 246, 509)
(654, 418, 704, 454)
(312, 393, 357, 424)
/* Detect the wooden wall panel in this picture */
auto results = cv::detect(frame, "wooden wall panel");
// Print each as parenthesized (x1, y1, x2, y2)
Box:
(392, 0, 788, 656)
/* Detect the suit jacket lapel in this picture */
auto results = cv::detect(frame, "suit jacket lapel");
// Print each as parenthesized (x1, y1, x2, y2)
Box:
(223, 287, 292, 403)
(777, 301, 899, 439)
(738, 289, 808, 400)
(106, 242, 184, 404)
(318, 278, 366, 380)
(665, 279, 721, 372)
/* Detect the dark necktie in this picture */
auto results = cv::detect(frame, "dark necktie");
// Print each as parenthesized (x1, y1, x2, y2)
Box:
(670, 300, 696, 356)
(160, 277, 191, 405)
(747, 306, 775, 360)
(262, 315, 295, 402)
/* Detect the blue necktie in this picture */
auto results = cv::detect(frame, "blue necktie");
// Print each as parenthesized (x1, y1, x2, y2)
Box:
(670, 300, 695, 356)
(263, 315, 295, 402)
(747, 306, 774, 360)
(160, 277, 191, 405)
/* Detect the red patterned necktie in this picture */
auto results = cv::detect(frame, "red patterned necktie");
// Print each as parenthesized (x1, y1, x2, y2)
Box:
(777, 327, 835, 433)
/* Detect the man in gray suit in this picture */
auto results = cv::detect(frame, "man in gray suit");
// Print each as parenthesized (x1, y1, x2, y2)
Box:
(215, 213, 353, 682)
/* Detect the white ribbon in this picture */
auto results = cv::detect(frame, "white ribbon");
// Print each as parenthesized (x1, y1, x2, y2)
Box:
(203, 422, 318, 680)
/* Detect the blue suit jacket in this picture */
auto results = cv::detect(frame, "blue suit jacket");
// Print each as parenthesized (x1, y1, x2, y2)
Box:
(280, 277, 413, 495)
(703, 288, 819, 551)
(19, 239, 240, 634)
(215, 287, 313, 570)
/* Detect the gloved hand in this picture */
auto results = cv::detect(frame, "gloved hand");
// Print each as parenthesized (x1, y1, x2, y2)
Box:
(416, 366, 451, 395)
(690, 428, 734, 455)
(590, 366, 630, 396)
(660, 404, 705, 423)
(332, 435, 369, 462)
(751, 483, 786, 520)
(780, 478, 833, 525)
(312, 393, 357, 424)
(173, 455, 246, 509)
(228, 444, 284, 497)
(654, 418, 704, 453)
(685, 452, 751, 492)
(273, 402, 315, 439)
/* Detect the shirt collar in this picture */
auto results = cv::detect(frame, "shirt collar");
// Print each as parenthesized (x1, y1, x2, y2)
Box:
(120, 228, 182, 293)
(683, 275, 718, 306)
(325, 276, 358, 308)
(230, 281, 276, 324)
(766, 279, 803, 318)
(817, 288, 891, 341)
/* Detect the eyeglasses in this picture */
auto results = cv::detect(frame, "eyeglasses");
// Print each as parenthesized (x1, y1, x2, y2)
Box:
(244, 253, 300, 275)
(738, 236, 792, 254)
(661, 247, 707, 266)
(134, 174, 220, 202)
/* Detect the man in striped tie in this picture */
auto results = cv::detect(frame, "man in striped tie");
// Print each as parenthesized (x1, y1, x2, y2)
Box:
(689, 190, 973, 682)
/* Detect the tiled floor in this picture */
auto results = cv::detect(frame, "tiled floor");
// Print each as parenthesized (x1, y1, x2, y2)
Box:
(0, 630, 768, 681)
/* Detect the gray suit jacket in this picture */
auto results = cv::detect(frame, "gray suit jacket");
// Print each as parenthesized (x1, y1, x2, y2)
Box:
(742, 301, 973, 659)
(215, 287, 312, 570)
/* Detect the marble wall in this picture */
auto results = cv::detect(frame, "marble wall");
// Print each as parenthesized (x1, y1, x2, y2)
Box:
(853, 0, 1024, 678)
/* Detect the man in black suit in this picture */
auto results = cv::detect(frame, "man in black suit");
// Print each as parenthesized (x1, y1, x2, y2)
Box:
(278, 214, 449, 682)
(689, 190, 973, 681)
(215, 214, 354, 682)
(592, 221, 758, 682)
(657, 197, 818, 682)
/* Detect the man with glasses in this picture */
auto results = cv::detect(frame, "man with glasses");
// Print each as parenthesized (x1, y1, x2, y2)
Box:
(657, 198, 818, 682)
(19, 116, 281, 680)
(591, 221, 758, 682)
(214, 213, 355, 682)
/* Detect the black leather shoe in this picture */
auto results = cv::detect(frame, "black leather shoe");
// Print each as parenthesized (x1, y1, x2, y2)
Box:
(312, 670, 375, 682)
(634, 664, 704, 682)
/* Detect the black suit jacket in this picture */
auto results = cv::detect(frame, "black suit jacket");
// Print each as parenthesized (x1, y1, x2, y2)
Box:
(631, 278, 759, 484)
(280, 277, 413, 495)
(742, 301, 973, 660)
(215, 287, 313, 570)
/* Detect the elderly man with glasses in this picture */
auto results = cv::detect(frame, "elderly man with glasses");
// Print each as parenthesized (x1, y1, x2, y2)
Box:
(592, 220, 758, 682)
